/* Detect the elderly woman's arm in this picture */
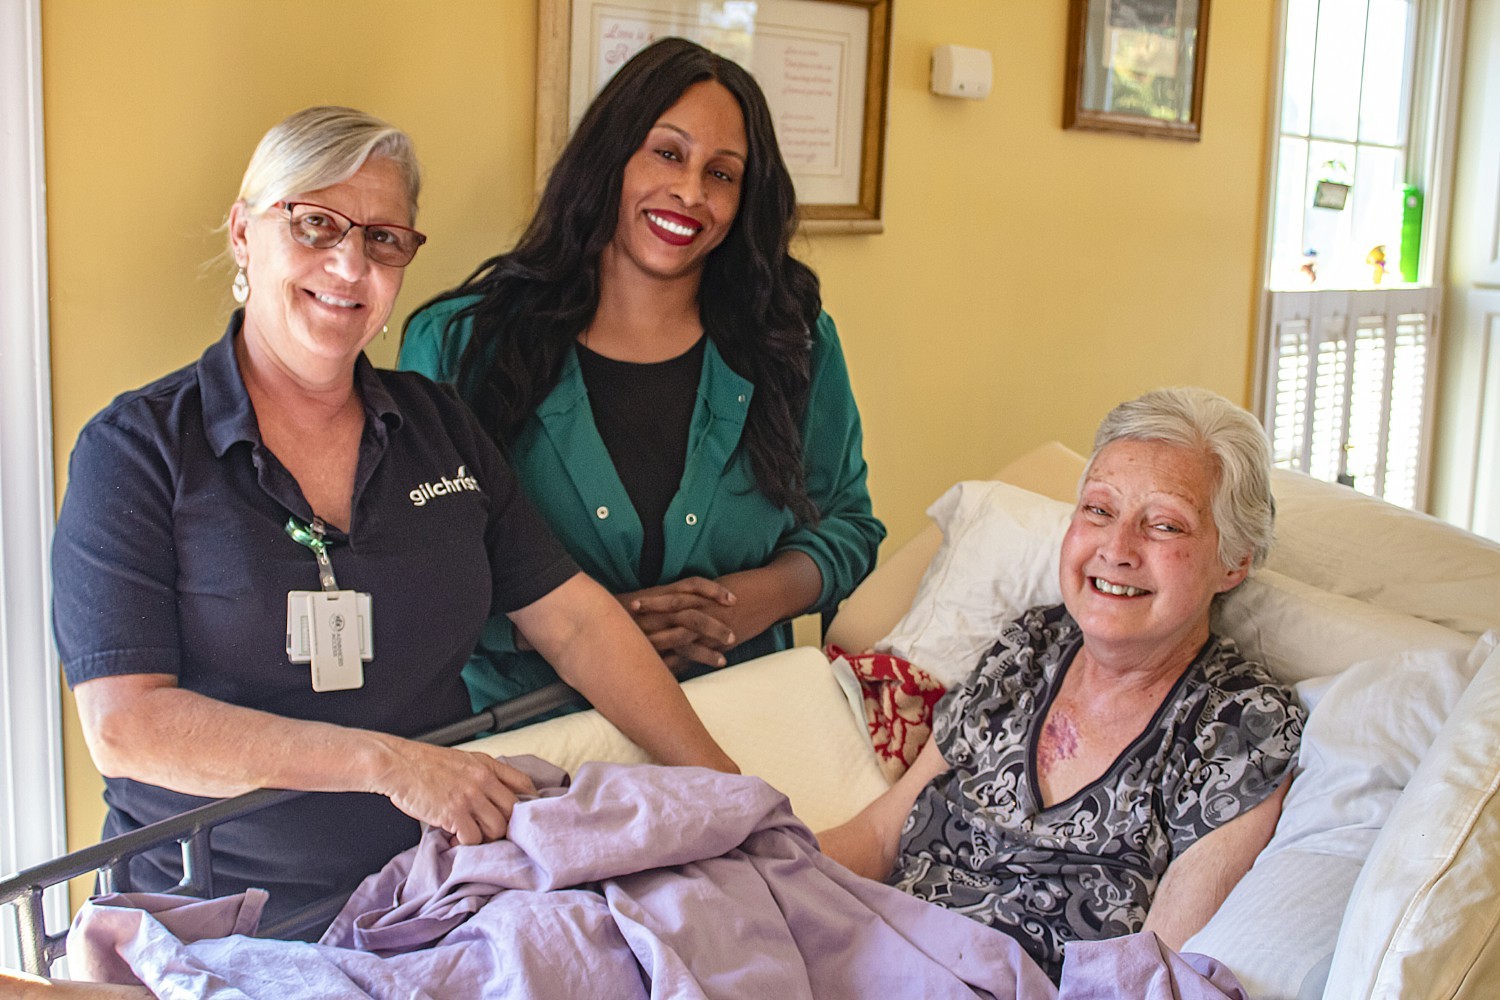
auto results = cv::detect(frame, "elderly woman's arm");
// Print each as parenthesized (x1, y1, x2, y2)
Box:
(817, 737, 951, 880)
(1142, 775, 1292, 949)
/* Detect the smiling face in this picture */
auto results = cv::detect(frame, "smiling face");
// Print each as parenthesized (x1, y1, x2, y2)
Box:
(229, 156, 410, 377)
(1060, 439, 1250, 670)
(602, 79, 748, 287)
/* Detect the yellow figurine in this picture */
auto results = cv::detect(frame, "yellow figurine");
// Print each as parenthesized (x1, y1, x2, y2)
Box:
(1367, 244, 1388, 285)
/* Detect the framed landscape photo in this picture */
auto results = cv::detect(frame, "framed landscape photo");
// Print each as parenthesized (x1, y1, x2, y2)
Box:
(1063, 0, 1209, 141)
(536, 0, 892, 233)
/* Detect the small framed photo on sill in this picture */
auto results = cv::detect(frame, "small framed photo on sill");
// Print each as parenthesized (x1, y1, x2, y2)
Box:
(1064, 0, 1210, 141)
(1313, 180, 1352, 210)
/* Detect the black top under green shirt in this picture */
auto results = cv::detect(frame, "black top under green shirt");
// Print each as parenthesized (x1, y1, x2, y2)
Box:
(576, 336, 706, 585)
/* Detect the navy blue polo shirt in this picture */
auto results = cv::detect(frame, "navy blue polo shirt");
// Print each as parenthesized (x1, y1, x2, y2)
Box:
(52, 313, 578, 930)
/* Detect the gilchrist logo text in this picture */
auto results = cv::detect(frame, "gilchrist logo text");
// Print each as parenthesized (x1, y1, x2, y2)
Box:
(409, 466, 481, 507)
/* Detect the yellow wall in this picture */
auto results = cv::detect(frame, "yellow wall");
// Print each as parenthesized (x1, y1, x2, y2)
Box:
(42, 0, 1275, 888)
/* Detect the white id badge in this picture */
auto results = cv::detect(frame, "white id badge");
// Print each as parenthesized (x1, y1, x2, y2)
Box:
(286, 591, 373, 664)
(285, 590, 372, 691)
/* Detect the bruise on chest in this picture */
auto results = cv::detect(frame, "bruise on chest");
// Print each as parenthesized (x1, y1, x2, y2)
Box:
(1034, 696, 1152, 809)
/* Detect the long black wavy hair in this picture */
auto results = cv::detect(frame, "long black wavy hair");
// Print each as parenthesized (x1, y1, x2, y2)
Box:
(409, 37, 822, 524)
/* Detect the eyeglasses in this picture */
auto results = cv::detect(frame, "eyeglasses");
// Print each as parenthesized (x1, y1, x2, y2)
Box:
(275, 201, 427, 268)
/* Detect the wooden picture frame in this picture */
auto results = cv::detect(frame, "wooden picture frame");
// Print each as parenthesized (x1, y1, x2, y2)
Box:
(536, 0, 892, 234)
(1063, 0, 1209, 141)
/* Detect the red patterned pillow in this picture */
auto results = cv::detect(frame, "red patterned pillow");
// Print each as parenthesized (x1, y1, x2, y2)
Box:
(825, 644, 946, 782)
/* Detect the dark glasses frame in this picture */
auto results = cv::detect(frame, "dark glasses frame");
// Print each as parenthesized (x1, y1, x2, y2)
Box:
(275, 200, 428, 267)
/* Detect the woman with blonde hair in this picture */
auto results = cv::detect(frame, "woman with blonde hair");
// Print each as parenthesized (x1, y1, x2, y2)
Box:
(52, 105, 734, 934)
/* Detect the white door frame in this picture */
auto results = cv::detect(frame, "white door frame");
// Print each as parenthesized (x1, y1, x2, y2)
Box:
(0, 0, 69, 972)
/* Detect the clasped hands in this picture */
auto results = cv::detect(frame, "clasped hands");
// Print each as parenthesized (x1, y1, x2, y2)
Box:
(620, 576, 748, 671)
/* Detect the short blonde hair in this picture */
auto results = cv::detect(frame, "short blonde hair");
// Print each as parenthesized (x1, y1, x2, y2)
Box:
(235, 105, 420, 220)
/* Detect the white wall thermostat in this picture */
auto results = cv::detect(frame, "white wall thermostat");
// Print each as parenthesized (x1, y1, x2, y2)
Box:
(931, 44, 993, 100)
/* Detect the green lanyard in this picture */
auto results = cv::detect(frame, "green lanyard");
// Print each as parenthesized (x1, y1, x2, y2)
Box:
(284, 516, 339, 592)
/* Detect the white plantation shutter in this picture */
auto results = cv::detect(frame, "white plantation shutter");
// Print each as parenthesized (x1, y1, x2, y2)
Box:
(1385, 311, 1431, 507)
(1272, 317, 1311, 468)
(1309, 312, 1349, 483)
(1265, 288, 1438, 508)
(1345, 314, 1388, 491)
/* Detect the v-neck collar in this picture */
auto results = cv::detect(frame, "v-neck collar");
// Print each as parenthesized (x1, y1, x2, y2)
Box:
(1025, 631, 1209, 815)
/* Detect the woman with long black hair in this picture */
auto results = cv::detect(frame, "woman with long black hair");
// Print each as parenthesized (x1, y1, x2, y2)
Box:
(401, 37, 884, 713)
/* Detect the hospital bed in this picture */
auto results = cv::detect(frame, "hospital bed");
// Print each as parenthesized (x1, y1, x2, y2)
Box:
(6, 442, 1500, 999)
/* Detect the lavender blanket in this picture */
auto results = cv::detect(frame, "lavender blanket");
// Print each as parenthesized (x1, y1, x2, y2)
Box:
(68, 761, 1245, 999)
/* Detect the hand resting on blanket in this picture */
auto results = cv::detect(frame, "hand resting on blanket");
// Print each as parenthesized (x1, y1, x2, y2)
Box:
(818, 388, 1305, 980)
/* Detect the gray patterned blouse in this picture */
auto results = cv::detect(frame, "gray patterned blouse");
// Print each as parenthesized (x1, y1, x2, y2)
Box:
(891, 604, 1304, 981)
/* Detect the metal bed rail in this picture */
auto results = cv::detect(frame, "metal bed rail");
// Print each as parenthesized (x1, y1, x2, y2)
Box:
(0, 680, 589, 977)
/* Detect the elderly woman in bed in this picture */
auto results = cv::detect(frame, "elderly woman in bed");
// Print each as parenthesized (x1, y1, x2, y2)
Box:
(820, 387, 1305, 981)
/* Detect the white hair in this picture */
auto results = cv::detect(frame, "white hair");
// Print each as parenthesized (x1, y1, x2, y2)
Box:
(1086, 386, 1276, 570)
(235, 105, 420, 219)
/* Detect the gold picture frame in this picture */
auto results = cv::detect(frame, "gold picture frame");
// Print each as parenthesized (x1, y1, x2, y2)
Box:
(536, 0, 892, 234)
(1064, 0, 1210, 141)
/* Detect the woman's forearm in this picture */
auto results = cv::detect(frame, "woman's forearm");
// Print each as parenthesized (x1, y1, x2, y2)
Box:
(76, 676, 391, 798)
(819, 738, 951, 879)
(514, 573, 738, 772)
(0, 969, 152, 999)
(714, 549, 823, 645)
(73, 675, 540, 844)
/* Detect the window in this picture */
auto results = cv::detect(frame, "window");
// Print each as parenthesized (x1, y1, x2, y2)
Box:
(1270, 0, 1421, 291)
(1258, 0, 1460, 509)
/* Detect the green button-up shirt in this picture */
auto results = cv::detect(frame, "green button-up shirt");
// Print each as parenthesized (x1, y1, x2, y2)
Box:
(400, 296, 884, 712)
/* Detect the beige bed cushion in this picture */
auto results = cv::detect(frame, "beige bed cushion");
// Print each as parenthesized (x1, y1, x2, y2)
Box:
(460, 647, 891, 832)
(1321, 632, 1500, 1000)
(1213, 568, 1476, 684)
(1267, 469, 1500, 638)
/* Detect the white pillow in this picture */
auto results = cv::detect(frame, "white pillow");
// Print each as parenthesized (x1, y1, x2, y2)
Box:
(1185, 630, 1479, 998)
(1213, 568, 1476, 685)
(1182, 850, 1349, 1000)
(874, 481, 1069, 687)
(1268, 469, 1500, 638)
(1322, 632, 1500, 1000)
(460, 647, 891, 832)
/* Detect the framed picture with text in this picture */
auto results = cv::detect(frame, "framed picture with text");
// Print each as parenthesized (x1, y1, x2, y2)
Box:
(536, 0, 892, 233)
(1064, 0, 1209, 141)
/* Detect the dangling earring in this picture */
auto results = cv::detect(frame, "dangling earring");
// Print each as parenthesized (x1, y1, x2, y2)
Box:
(231, 267, 249, 305)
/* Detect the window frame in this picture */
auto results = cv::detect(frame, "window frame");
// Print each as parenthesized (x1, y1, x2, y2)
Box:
(0, 0, 69, 973)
